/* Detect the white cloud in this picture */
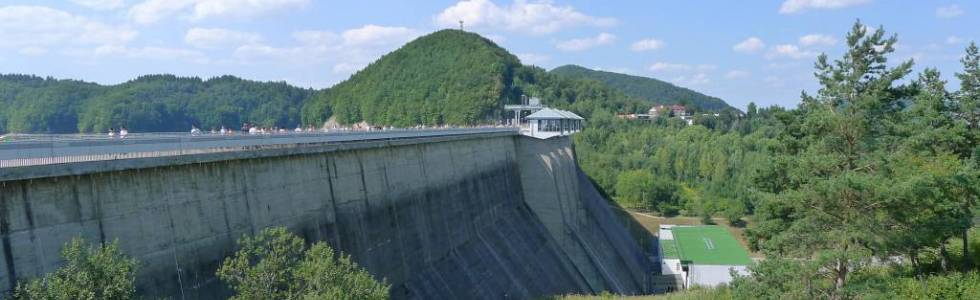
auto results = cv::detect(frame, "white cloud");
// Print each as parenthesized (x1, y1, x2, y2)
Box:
(767, 44, 818, 59)
(630, 38, 664, 51)
(332, 62, 365, 74)
(185, 28, 262, 49)
(434, 0, 616, 35)
(92, 45, 208, 63)
(779, 0, 872, 14)
(70, 0, 126, 10)
(764, 76, 785, 87)
(341, 25, 419, 47)
(517, 53, 549, 65)
(292, 30, 340, 46)
(128, 0, 309, 24)
(725, 70, 750, 79)
(233, 24, 420, 76)
(733, 37, 765, 53)
(947, 35, 964, 45)
(671, 73, 709, 86)
(0, 6, 137, 49)
(556, 32, 615, 51)
(18, 47, 48, 56)
(649, 62, 716, 72)
(936, 5, 964, 18)
(798, 34, 837, 46)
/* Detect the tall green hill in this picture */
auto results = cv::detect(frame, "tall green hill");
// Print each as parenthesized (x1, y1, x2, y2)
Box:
(302, 29, 522, 126)
(302, 29, 644, 126)
(549, 65, 736, 112)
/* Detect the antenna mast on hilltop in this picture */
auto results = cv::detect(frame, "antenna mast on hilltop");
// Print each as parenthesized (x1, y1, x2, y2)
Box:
(459, 20, 464, 31)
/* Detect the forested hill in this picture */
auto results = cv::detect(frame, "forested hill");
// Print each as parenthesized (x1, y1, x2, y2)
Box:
(549, 65, 736, 112)
(0, 74, 314, 134)
(1, 29, 643, 133)
(301, 29, 645, 127)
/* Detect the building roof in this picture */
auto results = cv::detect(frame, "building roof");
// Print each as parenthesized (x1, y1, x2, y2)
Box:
(525, 108, 584, 120)
(664, 225, 752, 266)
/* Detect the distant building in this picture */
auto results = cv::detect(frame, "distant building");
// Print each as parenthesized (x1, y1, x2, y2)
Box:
(649, 105, 667, 117)
(524, 108, 584, 139)
(670, 105, 688, 117)
(658, 225, 752, 289)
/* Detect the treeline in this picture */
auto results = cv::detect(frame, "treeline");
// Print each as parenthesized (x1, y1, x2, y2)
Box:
(550, 64, 737, 112)
(1, 30, 663, 134)
(10, 227, 388, 300)
(575, 104, 784, 223)
(0, 74, 314, 134)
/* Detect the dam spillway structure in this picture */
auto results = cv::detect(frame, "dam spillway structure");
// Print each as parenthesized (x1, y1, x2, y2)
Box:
(0, 129, 651, 299)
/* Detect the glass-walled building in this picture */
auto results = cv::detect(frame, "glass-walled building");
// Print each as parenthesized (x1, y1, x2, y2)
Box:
(524, 108, 584, 139)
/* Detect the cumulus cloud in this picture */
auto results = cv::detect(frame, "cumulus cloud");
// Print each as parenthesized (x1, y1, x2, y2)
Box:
(128, 0, 309, 24)
(630, 38, 664, 51)
(341, 25, 419, 47)
(434, 0, 616, 35)
(649, 62, 716, 72)
(517, 53, 549, 65)
(779, 0, 872, 14)
(0, 5, 137, 49)
(185, 28, 262, 49)
(725, 70, 750, 79)
(671, 73, 709, 86)
(233, 24, 420, 75)
(946, 35, 964, 45)
(767, 44, 818, 59)
(70, 0, 126, 10)
(936, 4, 964, 18)
(91, 45, 208, 63)
(798, 34, 837, 46)
(733, 37, 765, 53)
(556, 32, 615, 51)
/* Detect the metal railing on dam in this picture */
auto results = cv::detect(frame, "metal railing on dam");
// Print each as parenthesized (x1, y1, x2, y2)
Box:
(0, 128, 517, 168)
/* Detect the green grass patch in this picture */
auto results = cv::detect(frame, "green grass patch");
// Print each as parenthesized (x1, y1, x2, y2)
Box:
(671, 226, 752, 265)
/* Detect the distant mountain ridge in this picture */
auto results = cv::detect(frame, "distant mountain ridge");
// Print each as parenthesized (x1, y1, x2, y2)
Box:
(549, 65, 737, 112)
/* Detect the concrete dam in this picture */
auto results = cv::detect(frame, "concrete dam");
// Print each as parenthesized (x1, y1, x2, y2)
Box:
(0, 129, 651, 299)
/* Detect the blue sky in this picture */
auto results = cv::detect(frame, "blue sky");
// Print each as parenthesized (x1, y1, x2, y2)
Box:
(0, 0, 976, 110)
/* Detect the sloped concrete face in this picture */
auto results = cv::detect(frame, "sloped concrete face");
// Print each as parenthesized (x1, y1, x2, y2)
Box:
(0, 134, 648, 299)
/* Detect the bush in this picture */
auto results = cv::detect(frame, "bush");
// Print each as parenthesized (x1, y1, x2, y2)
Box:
(14, 238, 137, 300)
(217, 227, 389, 300)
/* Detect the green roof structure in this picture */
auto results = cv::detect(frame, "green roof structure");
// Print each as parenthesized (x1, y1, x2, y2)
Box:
(669, 225, 752, 266)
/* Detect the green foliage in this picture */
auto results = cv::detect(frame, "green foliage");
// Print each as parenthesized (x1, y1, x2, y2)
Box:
(0, 74, 314, 134)
(575, 109, 779, 218)
(303, 30, 521, 126)
(741, 20, 980, 299)
(550, 65, 736, 112)
(615, 170, 656, 209)
(217, 227, 389, 300)
(13, 238, 137, 300)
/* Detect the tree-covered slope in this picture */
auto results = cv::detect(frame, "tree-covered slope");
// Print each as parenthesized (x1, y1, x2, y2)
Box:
(0, 74, 313, 133)
(302, 29, 646, 126)
(549, 65, 736, 112)
(303, 29, 522, 126)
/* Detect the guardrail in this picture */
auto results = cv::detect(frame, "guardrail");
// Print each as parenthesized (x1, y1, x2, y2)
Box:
(0, 128, 518, 168)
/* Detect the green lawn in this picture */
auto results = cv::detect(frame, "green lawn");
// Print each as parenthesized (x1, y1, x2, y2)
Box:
(671, 226, 752, 265)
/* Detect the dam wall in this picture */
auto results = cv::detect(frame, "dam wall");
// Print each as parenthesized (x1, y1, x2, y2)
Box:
(0, 133, 649, 299)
